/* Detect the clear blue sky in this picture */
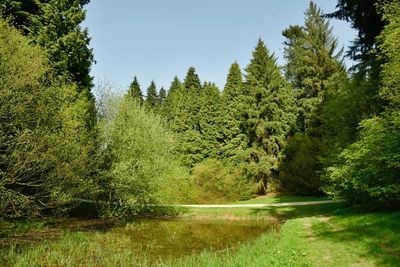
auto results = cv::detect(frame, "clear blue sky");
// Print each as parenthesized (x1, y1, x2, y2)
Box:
(83, 0, 356, 93)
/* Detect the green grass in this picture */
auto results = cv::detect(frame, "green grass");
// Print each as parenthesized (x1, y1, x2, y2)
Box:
(234, 196, 330, 205)
(173, 205, 400, 267)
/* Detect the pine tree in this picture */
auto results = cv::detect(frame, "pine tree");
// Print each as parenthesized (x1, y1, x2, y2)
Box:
(283, 1, 345, 133)
(162, 76, 184, 123)
(220, 62, 248, 162)
(198, 82, 223, 158)
(183, 66, 202, 92)
(158, 87, 166, 106)
(175, 67, 204, 166)
(127, 76, 143, 104)
(145, 80, 158, 108)
(279, 2, 348, 195)
(29, 0, 94, 91)
(243, 39, 296, 192)
(0, 0, 39, 32)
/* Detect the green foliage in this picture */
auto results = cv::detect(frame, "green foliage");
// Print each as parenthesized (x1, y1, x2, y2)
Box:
(162, 76, 184, 122)
(0, 0, 39, 32)
(283, 1, 345, 133)
(325, 2, 400, 207)
(278, 134, 323, 196)
(0, 19, 97, 218)
(29, 0, 94, 91)
(191, 159, 253, 203)
(96, 91, 191, 217)
(158, 86, 166, 105)
(327, 0, 387, 66)
(325, 114, 400, 206)
(127, 76, 143, 104)
(243, 39, 296, 192)
(220, 62, 249, 162)
(279, 2, 347, 196)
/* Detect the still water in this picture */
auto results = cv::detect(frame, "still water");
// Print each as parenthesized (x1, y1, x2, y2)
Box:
(108, 218, 277, 262)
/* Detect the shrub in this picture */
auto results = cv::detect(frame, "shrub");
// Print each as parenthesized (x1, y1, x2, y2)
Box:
(191, 159, 253, 203)
(96, 91, 192, 217)
(0, 19, 97, 218)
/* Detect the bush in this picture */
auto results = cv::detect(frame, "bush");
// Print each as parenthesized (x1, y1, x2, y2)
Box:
(0, 19, 97, 218)
(96, 90, 192, 217)
(325, 114, 400, 207)
(191, 159, 253, 203)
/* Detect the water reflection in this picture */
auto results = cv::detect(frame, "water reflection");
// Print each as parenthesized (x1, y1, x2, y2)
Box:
(111, 219, 277, 262)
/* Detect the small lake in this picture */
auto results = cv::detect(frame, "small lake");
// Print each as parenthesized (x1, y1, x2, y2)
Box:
(108, 218, 277, 262)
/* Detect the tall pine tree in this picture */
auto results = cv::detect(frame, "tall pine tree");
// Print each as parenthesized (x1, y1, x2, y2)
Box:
(279, 2, 347, 195)
(145, 80, 158, 108)
(243, 39, 296, 193)
(127, 76, 143, 104)
(283, 1, 345, 133)
(220, 62, 248, 162)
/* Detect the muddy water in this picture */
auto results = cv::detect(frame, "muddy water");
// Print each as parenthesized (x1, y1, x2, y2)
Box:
(110, 219, 277, 262)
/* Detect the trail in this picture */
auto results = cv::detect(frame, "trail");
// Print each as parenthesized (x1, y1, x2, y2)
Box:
(175, 200, 343, 208)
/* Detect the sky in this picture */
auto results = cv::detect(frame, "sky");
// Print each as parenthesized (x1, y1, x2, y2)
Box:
(83, 0, 357, 93)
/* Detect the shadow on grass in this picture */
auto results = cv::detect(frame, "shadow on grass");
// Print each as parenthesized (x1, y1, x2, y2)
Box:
(251, 203, 400, 266)
(313, 209, 400, 266)
(249, 202, 348, 221)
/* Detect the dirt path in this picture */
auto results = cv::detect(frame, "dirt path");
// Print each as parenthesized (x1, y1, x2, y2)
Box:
(176, 200, 343, 208)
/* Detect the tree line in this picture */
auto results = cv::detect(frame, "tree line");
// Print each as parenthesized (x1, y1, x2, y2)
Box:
(0, 0, 399, 218)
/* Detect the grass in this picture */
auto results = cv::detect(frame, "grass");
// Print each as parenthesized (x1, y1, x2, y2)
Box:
(174, 204, 400, 267)
(1, 197, 399, 266)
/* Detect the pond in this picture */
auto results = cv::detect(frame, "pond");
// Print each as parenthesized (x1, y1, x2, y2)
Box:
(108, 218, 277, 263)
(1, 217, 278, 265)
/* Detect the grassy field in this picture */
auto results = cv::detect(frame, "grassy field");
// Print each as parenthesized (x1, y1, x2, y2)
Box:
(1, 197, 399, 266)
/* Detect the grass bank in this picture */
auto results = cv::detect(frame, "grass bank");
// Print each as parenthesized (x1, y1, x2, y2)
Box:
(175, 203, 400, 266)
(1, 198, 399, 266)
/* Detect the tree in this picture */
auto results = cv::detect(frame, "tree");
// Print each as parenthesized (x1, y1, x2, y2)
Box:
(127, 76, 143, 104)
(145, 80, 158, 108)
(325, 1, 400, 207)
(326, 0, 387, 66)
(29, 0, 94, 91)
(278, 2, 348, 196)
(198, 82, 224, 158)
(283, 1, 345, 133)
(0, 0, 39, 32)
(96, 92, 191, 217)
(243, 39, 296, 193)
(158, 87, 166, 106)
(162, 76, 184, 122)
(0, 19, 96, 218)
(220, 62, 248, 162)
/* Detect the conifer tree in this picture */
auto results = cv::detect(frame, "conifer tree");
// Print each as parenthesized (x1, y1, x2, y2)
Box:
(221, 62, 248, 161)
(162, 76, 184, 123)
(198, 82, 224, 158)
(243, 39, 296, 192)
(279, 2, 347, 195)
(176, 67, 204, 166)
(127, 76, 143, 104)
(158, 87, 166, 106)
(29, 0, 94, 91)
(145, 80, 158, 108)
(283, 1, 345, 133)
